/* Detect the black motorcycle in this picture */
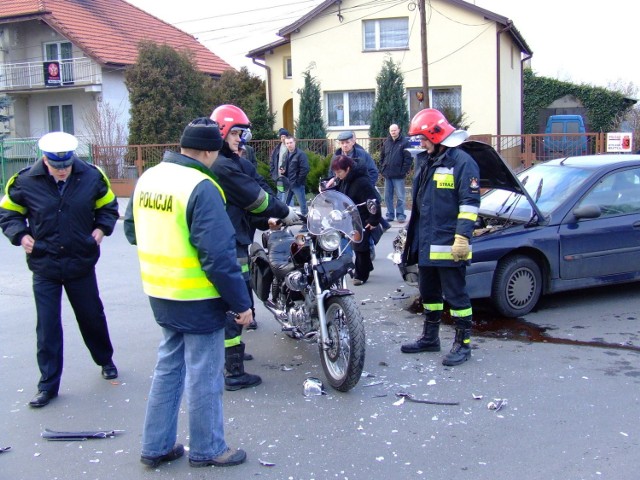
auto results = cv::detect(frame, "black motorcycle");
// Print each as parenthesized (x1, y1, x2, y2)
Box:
(250, 190, 375, 392)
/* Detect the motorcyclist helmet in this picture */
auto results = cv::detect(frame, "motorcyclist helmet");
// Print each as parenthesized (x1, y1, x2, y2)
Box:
(210, 104, 252, 141)
(408, 108, 468, 147)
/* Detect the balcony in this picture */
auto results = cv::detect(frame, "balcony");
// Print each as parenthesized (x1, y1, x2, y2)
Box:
(0, 57, 102, 92)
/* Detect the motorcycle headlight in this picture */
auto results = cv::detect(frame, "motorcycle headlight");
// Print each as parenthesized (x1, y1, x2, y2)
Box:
(319, 231, 341, 251)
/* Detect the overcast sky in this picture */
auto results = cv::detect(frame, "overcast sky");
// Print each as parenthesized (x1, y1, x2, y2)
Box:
(126, 0, 638, 95)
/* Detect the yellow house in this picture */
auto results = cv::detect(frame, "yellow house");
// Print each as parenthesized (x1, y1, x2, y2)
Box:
(247, 0, 532, 140)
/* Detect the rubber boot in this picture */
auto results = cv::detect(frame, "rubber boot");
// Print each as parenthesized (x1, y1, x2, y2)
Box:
(442, 319, 472, 366)
(225, 344, 262, 391)
(401, 312, 441, 353)
(241, 341, 253, 361)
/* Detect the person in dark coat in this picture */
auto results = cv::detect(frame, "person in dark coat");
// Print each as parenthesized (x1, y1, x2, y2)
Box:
(0, 131, 119, 408)
(282, 136, 310, 217)
(380, 124, 412, 222)
(330, 155, 381, 285)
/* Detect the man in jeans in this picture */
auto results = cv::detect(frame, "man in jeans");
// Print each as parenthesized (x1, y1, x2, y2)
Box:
(380, 124, 412, 223)
(283, 136, 310, 225)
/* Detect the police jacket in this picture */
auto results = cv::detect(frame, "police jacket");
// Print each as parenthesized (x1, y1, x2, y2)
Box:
(123, 151, 251, 334)
(212, 144, 289, 253)
(0, 158, 118, 280)
(403, 146, 480, 268)
(334, 167, 381, 253)
(331, 144, 379, 187)
(283, 147, 310, 188)
(380, 134, 412, 179)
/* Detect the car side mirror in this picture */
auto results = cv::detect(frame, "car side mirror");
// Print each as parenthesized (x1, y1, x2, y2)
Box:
(572, 204, 602, 219)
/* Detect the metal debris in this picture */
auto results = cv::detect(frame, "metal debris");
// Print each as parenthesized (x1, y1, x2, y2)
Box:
(487, 399, 507, 411)
(472, 393, 483, 400)
(259, 458, 276, 467)
(395, 391, 460, 406)
(41, 429, 124, 441)
(302, 377, 326, 396)
(362, 381, 385, 387)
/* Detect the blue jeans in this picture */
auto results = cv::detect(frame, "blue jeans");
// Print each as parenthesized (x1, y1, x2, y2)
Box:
(286, 184, 308, 215)
(141, 326, 227, 461)
(384, 177, 406, 220)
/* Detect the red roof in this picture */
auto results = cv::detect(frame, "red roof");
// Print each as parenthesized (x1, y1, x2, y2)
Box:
(0, 0, 233, 75)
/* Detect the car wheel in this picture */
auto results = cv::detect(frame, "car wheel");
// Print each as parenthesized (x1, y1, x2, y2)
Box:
(491, 255, 542, 317)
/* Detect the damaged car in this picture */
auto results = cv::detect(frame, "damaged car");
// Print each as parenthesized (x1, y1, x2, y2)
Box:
(394, 141, 640, 317)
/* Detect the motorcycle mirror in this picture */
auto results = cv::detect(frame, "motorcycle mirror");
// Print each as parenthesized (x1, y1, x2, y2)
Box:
(303, 377, 326, 396)
(366, 199, 378, 215)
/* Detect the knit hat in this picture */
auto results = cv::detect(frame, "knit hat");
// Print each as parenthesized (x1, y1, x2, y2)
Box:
(180, 117, 223, 151)
(278, 128, 290, 137)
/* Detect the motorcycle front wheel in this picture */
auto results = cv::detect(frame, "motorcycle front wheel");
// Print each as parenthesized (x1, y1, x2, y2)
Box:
(319, 296, 365, 392)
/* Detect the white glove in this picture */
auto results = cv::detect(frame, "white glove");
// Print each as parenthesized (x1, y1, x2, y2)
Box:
(282, 206, 300, 226)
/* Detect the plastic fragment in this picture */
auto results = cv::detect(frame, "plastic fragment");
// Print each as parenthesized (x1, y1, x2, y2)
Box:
(487, 399, 507, 411)
(259, 459, 276, 467)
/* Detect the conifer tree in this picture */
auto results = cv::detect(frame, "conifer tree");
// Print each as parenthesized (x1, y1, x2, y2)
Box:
(369, 58, 409, 139)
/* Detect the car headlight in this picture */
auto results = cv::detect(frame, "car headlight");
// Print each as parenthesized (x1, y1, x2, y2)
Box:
(319, 231, 341, 251)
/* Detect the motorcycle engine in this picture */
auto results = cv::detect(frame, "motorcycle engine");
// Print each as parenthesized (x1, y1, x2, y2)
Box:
(284, 271, 307, 291)
(288, 303, 312, 333)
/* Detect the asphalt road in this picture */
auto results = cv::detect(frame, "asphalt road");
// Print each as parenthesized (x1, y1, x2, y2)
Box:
(0, 200, 638, 480)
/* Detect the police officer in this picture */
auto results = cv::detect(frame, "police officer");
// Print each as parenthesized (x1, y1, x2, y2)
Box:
(0, 132, 119, 407)
(210, 105, 299, 391)
(400, 109, 480, 366)
(125, 118, 251, 468)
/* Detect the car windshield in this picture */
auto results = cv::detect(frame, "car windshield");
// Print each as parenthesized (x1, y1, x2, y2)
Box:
(480, 164, 592, 219)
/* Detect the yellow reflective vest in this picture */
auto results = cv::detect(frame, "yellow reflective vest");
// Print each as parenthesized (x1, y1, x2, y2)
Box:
(132, 162, 225, 300)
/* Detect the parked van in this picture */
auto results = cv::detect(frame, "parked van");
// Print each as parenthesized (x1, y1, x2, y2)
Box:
(543, 115, 588, 157)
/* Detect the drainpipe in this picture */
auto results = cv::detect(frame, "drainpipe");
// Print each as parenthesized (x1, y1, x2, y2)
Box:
(496, 21, 514, 136)
(252, 58, 273, 116)
(520, 52, 532, 135)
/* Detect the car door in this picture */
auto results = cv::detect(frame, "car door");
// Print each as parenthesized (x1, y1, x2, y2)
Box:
(558, 167, 640, 279)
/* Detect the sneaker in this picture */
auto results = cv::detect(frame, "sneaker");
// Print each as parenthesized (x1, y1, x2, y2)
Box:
(141, 444, 185, 468)
(189, 448, 247, 468)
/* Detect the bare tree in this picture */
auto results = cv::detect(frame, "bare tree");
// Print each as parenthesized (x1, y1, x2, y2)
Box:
(81, 101, 128, 177)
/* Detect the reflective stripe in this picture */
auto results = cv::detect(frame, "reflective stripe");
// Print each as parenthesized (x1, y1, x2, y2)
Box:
(430, 244, 472, 261)
(458, 211, 478, 221)
(423, 303, 444, 312)
(450, 307, 473, 317)
(0, 174, 27, 215)
(433, 172, 454, 189)
(460, 205, 479, 214)
(225, 336, 241, 348)
(248, 190, 269, 213)
(93, 165, 116, 209)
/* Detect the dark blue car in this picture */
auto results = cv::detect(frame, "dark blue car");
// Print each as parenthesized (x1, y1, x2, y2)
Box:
(398, 142, 640, 317)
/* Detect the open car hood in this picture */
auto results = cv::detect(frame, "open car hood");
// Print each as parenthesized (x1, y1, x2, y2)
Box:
(458, 141, 547, 222)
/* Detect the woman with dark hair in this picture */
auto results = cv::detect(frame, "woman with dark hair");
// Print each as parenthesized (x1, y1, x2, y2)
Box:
(330, 155, 381, 285)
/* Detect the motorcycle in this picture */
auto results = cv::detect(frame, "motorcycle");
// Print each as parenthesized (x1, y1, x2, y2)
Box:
(249, 190, 376, 392)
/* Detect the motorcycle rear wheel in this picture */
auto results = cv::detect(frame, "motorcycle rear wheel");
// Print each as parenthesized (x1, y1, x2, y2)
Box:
(319, 296, 365, 392)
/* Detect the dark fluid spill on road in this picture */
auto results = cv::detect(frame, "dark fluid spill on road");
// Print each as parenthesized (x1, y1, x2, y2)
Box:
(408, 297, 640, 352)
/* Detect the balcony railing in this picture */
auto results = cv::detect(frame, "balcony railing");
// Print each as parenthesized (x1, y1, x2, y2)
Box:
(0, 57, 102, 91)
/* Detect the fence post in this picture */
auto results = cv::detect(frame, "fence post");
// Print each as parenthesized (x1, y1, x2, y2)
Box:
(135, 145, 144, 177)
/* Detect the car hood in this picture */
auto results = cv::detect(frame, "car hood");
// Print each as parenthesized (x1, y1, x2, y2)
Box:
(458, 141, 547, 222)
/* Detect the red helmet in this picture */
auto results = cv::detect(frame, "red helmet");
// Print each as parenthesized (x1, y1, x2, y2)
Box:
(210, 104, 251, 139)
(409, 108, 467, 146)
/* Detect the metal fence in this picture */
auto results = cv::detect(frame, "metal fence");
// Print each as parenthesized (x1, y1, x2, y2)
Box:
(0, 132, 631, 196)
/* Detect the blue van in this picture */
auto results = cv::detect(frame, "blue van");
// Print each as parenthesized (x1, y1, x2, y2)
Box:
(543, 115, 588, 157)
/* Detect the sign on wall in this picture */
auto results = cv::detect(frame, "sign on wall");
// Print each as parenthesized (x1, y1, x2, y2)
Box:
(606, 132, 633, 153)
(43, 61, 61, 87)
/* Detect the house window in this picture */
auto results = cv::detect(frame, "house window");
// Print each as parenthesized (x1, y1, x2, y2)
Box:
(363, 18, 408, 51)
(284, 57, 292, 79)
(408, 87, 462, 123)
(44, 41, 74, 84)
(327, 91, 375, 127)
(48, 105, 74, 134)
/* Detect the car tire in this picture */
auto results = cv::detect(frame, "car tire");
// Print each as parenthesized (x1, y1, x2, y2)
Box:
(491, 255, 542, 317)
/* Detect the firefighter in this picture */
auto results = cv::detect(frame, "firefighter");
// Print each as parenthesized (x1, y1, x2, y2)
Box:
(209, 104, 299, 390)
(400, 108, 480, 366)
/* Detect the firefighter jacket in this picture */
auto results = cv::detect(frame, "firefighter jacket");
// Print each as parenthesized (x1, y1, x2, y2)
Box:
(403, 146, 480, 267)
(212, 144, 290, 253)
(123, 151, 251, 334)
(0, 158, 118, 280)
(380, 133, 412, 179)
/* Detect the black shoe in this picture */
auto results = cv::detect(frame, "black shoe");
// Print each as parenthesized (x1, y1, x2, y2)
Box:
(189, 448, 247, 468)
(246, 319, 258, 330)
(101, 362, 118, 380)
(225, 372, 262, 391)
(29, 390, 57, 408)
(140, 444, 185, 468)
